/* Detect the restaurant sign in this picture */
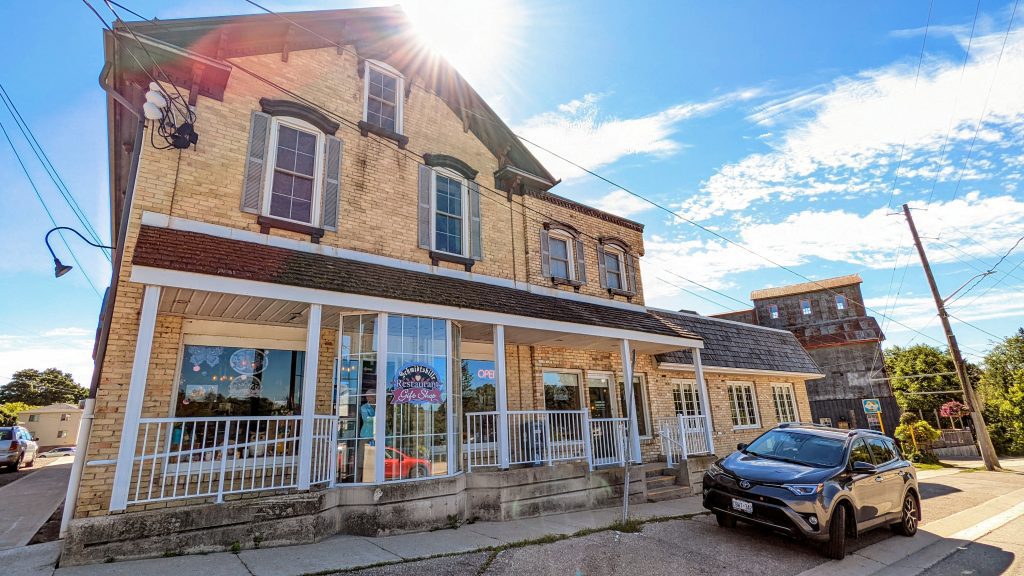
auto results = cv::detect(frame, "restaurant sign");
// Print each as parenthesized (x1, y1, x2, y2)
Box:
(390, 364, 445, 405)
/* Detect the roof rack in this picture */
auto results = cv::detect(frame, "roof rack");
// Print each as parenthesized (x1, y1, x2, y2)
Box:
(847, 428, 886, 436)
(777, 422, 831, 429)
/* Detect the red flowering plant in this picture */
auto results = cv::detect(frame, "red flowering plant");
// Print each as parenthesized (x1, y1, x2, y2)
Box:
(939, 400, 969, 418)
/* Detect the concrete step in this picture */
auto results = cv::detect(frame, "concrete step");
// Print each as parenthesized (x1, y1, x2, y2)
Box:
(646, 485, 688, 502)
(646, 475, 677, 490)
(642, 464, 673, 478)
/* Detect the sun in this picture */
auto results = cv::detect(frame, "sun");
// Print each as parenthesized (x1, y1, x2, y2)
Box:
(399, 0, 526, 86)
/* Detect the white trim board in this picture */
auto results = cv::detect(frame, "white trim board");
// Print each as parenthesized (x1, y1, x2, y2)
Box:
(130, 266, 704, 350)
(657, 362, 823, 380)
(140, 211, 647, 313)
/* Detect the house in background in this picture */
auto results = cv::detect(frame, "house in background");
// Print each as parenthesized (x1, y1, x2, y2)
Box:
(19, 403, 83, 449)
(712, 274, 899, 434)
(61, 6, 822, 566)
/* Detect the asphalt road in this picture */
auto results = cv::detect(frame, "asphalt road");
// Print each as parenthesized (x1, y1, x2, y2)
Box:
(333, 468, 1024, 576)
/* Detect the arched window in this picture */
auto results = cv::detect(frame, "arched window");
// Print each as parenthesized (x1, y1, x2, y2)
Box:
(540, 224, 586, 285)
(598, 238, 636, 296)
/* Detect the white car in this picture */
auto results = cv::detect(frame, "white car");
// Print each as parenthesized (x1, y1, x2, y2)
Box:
(38, 447, 76, 458)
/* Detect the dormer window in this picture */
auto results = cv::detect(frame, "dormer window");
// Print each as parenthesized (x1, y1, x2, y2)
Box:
(265, 118, 324, 225)
(363, 61, 403, 135)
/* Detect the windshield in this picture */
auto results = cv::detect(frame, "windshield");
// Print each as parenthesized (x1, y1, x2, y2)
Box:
(745, 429, 846, 468)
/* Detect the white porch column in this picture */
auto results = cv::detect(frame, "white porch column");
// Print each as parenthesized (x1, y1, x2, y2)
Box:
(493, 324, 510, 469)
(297, 303, 322, 490)
(374, 312, 388, 484)
(620, 339, 642, 463)
(692, 347, 714, 453)
(110, 284, 161, 512)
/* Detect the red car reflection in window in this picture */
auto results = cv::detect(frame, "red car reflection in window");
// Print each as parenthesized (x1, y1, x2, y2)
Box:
(339, 446, 431, 480)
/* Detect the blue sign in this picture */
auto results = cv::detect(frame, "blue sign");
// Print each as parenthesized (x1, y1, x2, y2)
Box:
(862, 398, 882, 414)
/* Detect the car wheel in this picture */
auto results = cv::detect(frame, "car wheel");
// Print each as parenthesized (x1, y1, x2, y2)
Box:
(893, 493, 919, 537)
(14, 453, 24, 471)
(408, 465, 429, 479)
(24, 453, 34, 468)
(823, 505, 847, 560)
(715, 512, 736, 528)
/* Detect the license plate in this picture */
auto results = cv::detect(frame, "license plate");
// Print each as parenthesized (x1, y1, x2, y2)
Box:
(731, 498, 753, 514)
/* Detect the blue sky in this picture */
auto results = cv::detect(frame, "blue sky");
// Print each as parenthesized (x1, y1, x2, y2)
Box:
(1, 0, 1022, 385)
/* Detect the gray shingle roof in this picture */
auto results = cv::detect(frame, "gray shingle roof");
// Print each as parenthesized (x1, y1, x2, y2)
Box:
(651, 310, 822, 375)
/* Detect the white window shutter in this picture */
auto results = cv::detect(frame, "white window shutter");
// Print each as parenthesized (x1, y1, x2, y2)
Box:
(417, 165, 432, 249)
(575, 239, 587, 284)
(540, 228, 551, 278)
(241, 111, 271, 214)
(597, 244, 608, 289)
(469, 181, 482, 260)
(321, 135, 343, 231)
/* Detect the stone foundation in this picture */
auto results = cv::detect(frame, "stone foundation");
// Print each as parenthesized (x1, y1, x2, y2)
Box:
(61, 464, 643, 567)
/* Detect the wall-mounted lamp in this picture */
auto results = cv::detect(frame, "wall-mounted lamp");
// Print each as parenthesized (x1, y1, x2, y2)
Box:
(44, 227, 114, 279)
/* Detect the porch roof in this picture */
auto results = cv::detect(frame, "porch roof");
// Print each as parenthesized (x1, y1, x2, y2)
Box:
(650, 310, 823, 377)
(131, 226, 701, 349)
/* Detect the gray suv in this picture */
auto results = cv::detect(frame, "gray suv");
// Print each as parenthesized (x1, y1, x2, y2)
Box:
(702, 424, 920, 559)
(1, 426, 39, 471)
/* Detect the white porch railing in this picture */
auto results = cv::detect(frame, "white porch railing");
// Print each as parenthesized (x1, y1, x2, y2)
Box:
(125, 415, 336, 506)
(658, 414, 714, 466)
(466, 410, 625, 471)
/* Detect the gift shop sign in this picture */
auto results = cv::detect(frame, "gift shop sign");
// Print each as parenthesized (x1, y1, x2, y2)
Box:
(390, 364, 445, 405)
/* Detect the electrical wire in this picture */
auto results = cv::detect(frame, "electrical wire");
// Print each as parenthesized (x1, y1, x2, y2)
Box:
(0, 119, 101, 297)
(949, 0, 1020, 202)
(103, 0, 985, 355)
(654, 277, 737, 313)
(0, 82, 110, 260)
(886, 0, 934, 210)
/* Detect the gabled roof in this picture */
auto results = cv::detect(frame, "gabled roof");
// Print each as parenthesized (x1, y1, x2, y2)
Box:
(20, 403, 82, 414)
(750, 274, 862, 301)
(651, 310, 822, 377)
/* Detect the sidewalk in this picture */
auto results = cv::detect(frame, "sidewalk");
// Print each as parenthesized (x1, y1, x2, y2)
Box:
(0, 457, 73, 550)
(35, 497, 704, 576)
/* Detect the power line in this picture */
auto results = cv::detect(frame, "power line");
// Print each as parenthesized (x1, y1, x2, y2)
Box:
(104, 1, 986, 355)
(949, 0, 1020, 202)
(0, 82, 110, 260)
(886, 0, 934, 210)
(654, 277, 736, 313)
(925, 0, 982, 205)
(0, 119, 101, 297)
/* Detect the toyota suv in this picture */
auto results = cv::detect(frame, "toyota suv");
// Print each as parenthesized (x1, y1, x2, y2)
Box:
(702, 424, 920, 559)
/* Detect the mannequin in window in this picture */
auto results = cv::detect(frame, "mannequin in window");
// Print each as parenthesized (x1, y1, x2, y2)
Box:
(359, 388, 376, 445)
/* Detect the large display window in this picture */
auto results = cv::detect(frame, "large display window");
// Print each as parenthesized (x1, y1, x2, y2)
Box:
(176, 345, 305, 417)
(336, 314, 378, 484)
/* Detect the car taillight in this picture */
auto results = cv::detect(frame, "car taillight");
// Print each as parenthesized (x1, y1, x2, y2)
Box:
(8, 440, 20, 452)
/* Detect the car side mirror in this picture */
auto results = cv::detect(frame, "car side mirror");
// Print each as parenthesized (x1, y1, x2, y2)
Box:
(33, 437, 39, 442)
(737, 443, 748, 451)
(851, 461, 875, 473)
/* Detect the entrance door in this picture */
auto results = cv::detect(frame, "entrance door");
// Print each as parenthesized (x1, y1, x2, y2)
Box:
(586, 374, 615, 419)
(588, 374, 624, 466)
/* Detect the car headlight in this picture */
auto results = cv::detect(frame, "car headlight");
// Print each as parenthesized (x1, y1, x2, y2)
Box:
(707, 462, 724, 476)
(782, 483, 823, 496)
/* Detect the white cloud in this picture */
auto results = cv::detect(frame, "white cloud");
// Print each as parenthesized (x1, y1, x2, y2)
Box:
(515, 89, 759, 181)
(643, 194, 1024, 302)
(680, 20, 1024, 220)
(589, 189, 654, 219)
(866, 288, 1024, 339)
(0, 327, 95, 386)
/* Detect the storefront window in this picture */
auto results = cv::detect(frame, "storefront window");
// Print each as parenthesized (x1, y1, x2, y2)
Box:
(544, 372, 581, 411)
(462, 359, 497, 414)
(176, 345, 304, 417)
(586, 374, 614, 419)
(336, 314, 378, 484)
(385, 315, 450, 479)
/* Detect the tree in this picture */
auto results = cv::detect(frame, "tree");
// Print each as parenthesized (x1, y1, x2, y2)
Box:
(0, 368, 88, 406)
(979, 328, 1024, 455)
(0, 402, 38, 426)
(884, 344, 980, 421)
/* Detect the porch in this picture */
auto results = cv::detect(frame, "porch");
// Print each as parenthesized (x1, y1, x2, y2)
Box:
(106, 277, 709, 512)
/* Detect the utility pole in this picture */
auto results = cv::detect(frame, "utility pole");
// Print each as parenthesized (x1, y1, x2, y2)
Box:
(902, 204, 1001, 471)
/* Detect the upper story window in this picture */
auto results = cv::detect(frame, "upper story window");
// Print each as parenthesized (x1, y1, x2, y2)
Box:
(363, 61, 403, 135)
(432, 168, 468, 256)
(548, 230, 575, 280)
(265, 118, 324, 225)
(60, 413, 70, 421)
(598, 239, 635, 296)
(835, 294, 847, 310)
(800, 299, 812, 316)
(769, 304, 779, 319)
(28, 414, 39, 422)
(603, 245, 624, 290)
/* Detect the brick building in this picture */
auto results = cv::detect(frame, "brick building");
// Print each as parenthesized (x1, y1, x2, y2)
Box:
(60, 7, 822, 565)
(713, 274, 899, 434)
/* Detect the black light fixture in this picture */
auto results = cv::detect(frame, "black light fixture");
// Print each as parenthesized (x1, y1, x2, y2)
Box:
(44, 227, 114, 279)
